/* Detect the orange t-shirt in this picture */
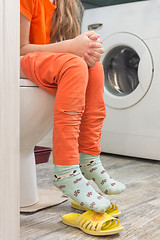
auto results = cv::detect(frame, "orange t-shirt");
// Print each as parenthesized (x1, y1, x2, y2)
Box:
(20, 0, 57, 44)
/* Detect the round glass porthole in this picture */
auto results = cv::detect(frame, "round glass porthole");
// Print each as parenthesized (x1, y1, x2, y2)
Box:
(103, 46, 140, 97)
(101, 33, 153, 109)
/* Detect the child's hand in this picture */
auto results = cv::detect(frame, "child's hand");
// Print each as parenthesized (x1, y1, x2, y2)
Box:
(83, 34, 104, 67)
(71, 31, 104, 67)
(71, 32, 101, 56)
(83, 45, 104, 67)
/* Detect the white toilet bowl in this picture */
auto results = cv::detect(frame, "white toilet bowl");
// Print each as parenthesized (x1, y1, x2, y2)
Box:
(20, 78, 55, 207)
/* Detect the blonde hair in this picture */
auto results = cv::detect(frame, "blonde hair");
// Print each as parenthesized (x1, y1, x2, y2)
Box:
(50, 0, 84, 43)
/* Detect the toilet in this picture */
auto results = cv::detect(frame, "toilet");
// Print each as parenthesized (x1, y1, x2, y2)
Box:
(20, 78, 55, 207)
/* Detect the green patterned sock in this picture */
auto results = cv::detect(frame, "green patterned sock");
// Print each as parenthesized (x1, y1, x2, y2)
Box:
(53, 164, 111, 213)
(79, 152, 126, 195)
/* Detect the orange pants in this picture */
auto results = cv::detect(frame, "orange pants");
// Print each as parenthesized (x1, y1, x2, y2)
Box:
(21, 52, 106, 165)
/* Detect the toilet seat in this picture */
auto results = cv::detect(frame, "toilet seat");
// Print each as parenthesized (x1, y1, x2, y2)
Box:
(20, 78, 38, 87)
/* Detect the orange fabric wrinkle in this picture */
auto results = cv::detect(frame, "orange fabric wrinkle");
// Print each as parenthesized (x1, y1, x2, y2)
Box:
(21, 53, 106, 165)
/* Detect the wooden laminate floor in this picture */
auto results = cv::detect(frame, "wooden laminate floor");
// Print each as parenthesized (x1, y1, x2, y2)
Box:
(20, 151, 160, 240)
(21, 129, 160, 240)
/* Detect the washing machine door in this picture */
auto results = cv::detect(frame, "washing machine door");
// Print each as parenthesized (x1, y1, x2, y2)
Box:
(102, 33, 153, 109)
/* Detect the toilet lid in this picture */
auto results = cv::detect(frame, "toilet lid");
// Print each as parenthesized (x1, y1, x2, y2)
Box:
(20, 78, 38, 87)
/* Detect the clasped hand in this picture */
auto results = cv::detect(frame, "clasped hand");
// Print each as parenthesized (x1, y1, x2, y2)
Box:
(72, 31, 104, 67)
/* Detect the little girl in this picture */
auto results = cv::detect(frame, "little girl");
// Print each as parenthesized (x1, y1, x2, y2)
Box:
(20, 0, 126, 213)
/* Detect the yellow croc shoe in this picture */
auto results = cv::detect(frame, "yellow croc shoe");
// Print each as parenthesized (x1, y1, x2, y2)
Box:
(71, 200, 121, 218)
(62, 210, 124, 236)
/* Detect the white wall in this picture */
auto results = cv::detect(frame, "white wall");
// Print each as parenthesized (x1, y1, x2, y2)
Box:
(0, 0, 20, 239)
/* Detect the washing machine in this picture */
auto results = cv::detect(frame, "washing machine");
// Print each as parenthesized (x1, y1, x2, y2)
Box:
(81, 0, 160, 160)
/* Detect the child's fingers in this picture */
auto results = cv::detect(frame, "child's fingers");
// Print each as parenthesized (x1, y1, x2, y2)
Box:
(92, 47, 104, 54)
(89, 42, 102, 48)
(87, 49, 102, 61)
(84, 52, 96, 67)
(97, 38, 103, 44)
(84, 31, 99, 38)
(89, 34, 99, 40)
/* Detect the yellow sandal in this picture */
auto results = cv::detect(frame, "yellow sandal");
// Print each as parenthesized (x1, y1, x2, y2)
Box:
(62, 210, 124, 236)
(71, 200, 121, 217)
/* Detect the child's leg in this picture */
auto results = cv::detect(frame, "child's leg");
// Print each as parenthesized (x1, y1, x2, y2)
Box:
(53, 164, 110, 212)
(78, 62, 126, 195)
(80, 153, 126, 195)
(20, 52, 111, 212)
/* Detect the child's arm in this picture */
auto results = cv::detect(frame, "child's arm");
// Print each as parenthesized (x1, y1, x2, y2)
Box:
(21, 14, 103, 59)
